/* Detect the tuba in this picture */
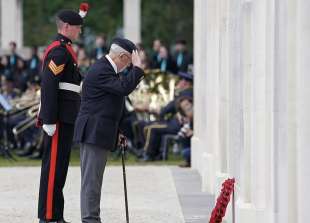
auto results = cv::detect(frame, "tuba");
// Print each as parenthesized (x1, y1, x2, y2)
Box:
(129, 69, 179, 120)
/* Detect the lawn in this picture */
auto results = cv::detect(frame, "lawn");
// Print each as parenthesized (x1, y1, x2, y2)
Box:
(0, 147, 184, 167)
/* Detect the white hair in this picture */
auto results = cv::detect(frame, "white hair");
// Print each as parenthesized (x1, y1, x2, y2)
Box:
(109, 44, 128, 57)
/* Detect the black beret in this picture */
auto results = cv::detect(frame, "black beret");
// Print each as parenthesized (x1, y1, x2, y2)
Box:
(57, 10, 83, 25)
(111, 37, 137, 54)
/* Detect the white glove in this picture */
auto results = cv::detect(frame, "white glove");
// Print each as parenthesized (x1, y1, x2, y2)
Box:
(42, 124, 57, 136)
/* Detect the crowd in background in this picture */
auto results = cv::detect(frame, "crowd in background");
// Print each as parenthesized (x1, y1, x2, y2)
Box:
(0, 34, 194, 167)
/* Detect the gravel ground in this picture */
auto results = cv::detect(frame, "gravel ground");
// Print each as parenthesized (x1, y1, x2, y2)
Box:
(0, 166, 185, 223)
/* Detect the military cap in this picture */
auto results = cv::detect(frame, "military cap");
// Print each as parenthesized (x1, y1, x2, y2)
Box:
(57, 10, 83, 25)
(111, 37, 137, 54)
(178, 71, 193, 82)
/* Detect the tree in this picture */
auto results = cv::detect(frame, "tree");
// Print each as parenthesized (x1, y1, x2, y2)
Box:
(141, 0, 193, 51)
(23, 0, 122, 46)
(23, 0, 193, 51)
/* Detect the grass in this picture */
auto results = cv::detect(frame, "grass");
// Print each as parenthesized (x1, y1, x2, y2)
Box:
(0, 147, 184, 167)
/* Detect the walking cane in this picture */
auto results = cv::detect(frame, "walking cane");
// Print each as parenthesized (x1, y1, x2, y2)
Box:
(121, 142, 130, 223)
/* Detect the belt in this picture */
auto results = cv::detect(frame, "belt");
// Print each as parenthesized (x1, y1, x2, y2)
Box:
(59, 82, 81, 93)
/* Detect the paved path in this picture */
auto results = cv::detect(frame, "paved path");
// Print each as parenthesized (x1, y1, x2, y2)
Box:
(0, 166, 213, 223)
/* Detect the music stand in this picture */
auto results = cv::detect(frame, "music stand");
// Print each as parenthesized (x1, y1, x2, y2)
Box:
(0, 94, 15, 160)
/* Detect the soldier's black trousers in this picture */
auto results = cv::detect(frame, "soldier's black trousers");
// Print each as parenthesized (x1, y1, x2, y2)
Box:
(38, 122, 74, 221)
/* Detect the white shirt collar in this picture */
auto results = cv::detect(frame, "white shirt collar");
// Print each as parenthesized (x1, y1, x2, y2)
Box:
(105, 54, 118, 74)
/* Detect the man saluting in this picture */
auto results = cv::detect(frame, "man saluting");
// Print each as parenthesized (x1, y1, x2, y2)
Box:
(73, 38, 144, 223)
(37, 3, 89, 223)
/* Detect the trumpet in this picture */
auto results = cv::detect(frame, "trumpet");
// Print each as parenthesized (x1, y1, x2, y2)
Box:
(11, 90, 40, 137)
(12, 98, 40, 138)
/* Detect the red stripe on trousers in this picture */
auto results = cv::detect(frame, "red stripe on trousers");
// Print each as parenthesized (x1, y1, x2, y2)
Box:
(46, 124, 59, 220)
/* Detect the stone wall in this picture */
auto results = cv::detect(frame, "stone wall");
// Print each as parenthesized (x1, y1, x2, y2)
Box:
(192, 0, 310, 222)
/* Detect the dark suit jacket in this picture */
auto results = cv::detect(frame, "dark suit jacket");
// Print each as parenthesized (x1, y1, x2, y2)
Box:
(173, 51, 192, 72)
(73, 56, 144, 150)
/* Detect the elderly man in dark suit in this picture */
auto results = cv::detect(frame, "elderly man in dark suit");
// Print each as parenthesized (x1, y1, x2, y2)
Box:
(73, 37, 144, 223)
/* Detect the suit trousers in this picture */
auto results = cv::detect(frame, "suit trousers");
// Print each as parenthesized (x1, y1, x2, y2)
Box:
(38, 122, 74, 221)
(80, 143, 109, 223)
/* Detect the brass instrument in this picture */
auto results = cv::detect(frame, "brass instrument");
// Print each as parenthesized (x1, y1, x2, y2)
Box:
(11, 88, 40, 110)
(129, 69, 179, 121)
(12, 103, 39, 137)
(11, 89, 40, 139)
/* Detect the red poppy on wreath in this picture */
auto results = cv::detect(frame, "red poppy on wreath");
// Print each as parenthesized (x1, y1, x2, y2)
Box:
(209, 178, 235, 223)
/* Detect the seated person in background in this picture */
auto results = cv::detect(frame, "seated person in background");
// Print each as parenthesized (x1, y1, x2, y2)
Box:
(90, 34, 108, 61)
(176, 96, 193, 167)
(5, 41, 22, 76)
(158, 71, 193, 119)
(132, 72, 193, 149)
(172, 39, 192, 73)
(150, 39, 162, 69)
(0, 76, 20, 149)
(77, 46, 91, 77)
(26, 46, 41, 84)
(140, 112, 184, 161)
(154, 45, 177, 74)
(119, 97, 139, 150)
(0, 55, 7, 75)
(140, 72, 193, 161)
(13, 58, 29, 92)
(1, 76, 20, 100)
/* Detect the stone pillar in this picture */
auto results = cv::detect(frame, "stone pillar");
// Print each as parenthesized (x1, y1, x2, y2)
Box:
(217, 0, 229, 176)
(273, 0, 298, 222)
(192, 0, 208, 186)
(227, 0, 242, 183)
(202, 0, 221, 193)
(251, 0, 267, 208)
(240, 0, 253, 205)
(265, 0, 276, 222)
(0, 0, 23, 48)
(214, 0, 231, 203)
(250, 0, 274, 221)
(296, 0, 310, 221)
(123, 0, 141, 43)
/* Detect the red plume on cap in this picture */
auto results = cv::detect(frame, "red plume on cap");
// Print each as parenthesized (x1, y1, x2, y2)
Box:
(79, 2, 89, 18)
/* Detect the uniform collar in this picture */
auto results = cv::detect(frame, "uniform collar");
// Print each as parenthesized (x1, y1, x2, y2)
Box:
(56, 33, 72, 45)
(105, 55, 118, 74)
